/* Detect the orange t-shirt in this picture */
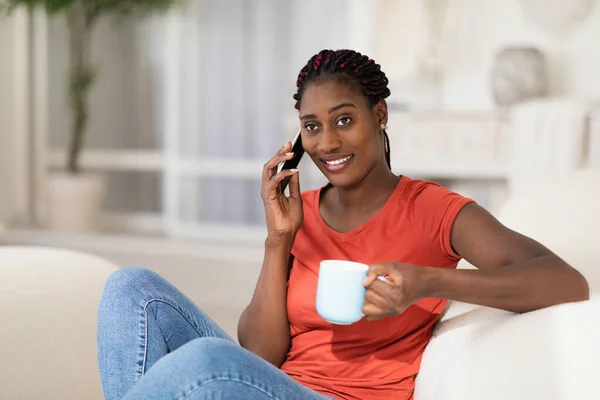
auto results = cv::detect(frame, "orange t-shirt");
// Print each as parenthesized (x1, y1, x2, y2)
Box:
(280, 176, 474, 399)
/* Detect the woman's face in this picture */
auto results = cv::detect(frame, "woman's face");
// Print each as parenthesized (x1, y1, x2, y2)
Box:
(298, 80, 388, 188)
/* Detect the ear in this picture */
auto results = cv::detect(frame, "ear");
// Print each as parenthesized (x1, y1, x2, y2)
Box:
(373, 99, 388, 128)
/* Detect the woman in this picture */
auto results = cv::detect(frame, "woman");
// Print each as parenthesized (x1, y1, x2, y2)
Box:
(97, 49, 589, 400)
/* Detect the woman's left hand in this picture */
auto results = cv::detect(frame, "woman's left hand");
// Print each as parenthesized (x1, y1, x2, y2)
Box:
(362, 262, 429, 321)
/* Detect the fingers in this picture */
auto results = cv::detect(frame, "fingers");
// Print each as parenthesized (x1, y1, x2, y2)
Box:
(264, 169, 299, 196)
(363, 262, 396, 287)
(362, 278, 395, 321)
(264, 154, 294, 181)
(362, 297, 387, 321)
(287, 169, 301, 199)
(271, 141, 292, 158)
(262, 147, 295, 183)
(366, 278, 394, 297)
(363, 287, 389, 310)
(363, 284, 403, 321)
(362, 308, 384, 321)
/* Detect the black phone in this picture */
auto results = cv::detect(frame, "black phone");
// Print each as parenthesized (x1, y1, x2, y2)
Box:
(277, 128, 304, 193)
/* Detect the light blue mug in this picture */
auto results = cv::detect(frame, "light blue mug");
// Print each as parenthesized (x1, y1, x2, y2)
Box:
(316, 260, 370, 325)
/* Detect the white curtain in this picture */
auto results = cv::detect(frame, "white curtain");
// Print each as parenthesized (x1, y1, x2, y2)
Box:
(179, 0, 351, 227)
(44, 0, 359, 230)
(0, 11, 31, 227)
(47, 14, 162, 214)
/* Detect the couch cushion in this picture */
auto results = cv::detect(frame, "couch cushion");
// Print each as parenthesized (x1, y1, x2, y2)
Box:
(416, 300, 600, 400)
(0, 246, 118, 400)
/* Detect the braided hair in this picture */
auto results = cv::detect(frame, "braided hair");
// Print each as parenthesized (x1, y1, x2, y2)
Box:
(293, 49, 392, 169)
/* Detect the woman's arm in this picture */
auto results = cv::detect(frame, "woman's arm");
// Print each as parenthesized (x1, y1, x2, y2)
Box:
(238, 237, 292, 367)
(435, 203, 589, 312)
(363, 203, 589, 318)
(238, 141, 303, 366)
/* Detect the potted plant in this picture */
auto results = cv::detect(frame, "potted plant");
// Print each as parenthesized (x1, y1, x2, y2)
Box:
(5, 0, 175, 231)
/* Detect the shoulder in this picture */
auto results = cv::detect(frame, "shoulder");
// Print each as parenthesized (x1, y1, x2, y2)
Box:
(401, 177, 475, 261)
(402, 176, 446, 196)
(401, 177, 468, 210)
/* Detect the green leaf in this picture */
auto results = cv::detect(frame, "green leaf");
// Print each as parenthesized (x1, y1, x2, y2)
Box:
(4, 0, 74, 14)
(4, 0, 176, 15)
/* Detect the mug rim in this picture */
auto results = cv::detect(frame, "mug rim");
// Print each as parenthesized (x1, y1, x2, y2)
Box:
(319, 259, 368, 272)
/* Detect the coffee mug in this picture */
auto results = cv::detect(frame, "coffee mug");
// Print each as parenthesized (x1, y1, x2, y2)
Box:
(316, 260, 370, 325)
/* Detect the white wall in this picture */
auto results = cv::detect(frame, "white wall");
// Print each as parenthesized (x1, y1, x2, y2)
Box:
(374, 0, 600, 110)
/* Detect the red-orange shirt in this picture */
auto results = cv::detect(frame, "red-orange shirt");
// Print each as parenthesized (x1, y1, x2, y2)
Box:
(281, 176, 474, 399)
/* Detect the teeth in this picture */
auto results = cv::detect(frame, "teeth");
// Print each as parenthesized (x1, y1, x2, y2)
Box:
(325, 155, 353, 165)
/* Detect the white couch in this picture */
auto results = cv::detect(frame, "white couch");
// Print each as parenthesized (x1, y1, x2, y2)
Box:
(416, 168, 600, 400)
(1, 169, 599, 400)
(0, 247, 117, 400)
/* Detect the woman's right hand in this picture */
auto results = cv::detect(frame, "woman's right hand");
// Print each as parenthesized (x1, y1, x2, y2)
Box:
(261, 142, 304, 241)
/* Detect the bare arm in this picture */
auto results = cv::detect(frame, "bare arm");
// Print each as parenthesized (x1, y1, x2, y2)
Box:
(427, 203, 589, 312)
(237, 141, 303, 366)
(363, 203, 589, 319)
(238, 238, 293, 367)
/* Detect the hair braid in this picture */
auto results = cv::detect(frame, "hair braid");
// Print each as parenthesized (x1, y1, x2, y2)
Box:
(293, 49, 392, 169)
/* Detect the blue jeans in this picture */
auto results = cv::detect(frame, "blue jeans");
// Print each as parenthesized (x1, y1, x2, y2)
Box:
(97, 267, 330, 400)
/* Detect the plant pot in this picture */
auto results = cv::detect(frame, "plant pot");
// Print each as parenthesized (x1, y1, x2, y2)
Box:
(46, 172, 107, 232)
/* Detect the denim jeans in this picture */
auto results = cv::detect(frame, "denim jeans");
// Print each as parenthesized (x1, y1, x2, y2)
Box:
(97, 267, 330, 400)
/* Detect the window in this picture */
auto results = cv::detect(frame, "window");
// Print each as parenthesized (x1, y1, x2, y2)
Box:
(32, 0, 373, 242)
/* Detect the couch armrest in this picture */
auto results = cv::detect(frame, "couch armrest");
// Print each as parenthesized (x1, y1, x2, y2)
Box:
(0, 246, 119, 400)
(416, 300, 600, 400)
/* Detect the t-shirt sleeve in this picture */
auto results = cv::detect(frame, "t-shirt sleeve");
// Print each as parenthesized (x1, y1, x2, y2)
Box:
(410, 182, 475, 262)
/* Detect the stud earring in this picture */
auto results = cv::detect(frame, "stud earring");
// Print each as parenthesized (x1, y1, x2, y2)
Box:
(380, 123, 387, 130)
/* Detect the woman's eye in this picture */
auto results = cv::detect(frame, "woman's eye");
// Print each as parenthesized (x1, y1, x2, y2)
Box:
(337, 117, 352, 126)
(305, 123, 318, 132)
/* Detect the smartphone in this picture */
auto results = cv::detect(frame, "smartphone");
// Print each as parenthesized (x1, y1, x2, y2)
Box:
(277, 128, 304, 192)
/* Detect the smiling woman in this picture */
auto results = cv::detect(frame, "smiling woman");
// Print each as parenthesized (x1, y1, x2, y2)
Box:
(98, 49, 588, 400)
(295, 49, 392, 173)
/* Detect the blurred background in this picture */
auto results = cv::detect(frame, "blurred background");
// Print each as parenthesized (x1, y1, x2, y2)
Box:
(1, 0, 600, 257)
(2, 3, 600, 389)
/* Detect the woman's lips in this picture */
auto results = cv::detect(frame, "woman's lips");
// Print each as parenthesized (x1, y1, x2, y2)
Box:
(321, 154, 354, 172)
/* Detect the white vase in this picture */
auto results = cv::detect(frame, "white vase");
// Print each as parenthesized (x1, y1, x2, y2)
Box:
(490, 47, 548, 107)
(46, 172, 107, 232)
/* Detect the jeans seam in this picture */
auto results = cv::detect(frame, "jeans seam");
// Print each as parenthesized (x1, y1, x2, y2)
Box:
(178, 376, 279, 400)
(140, 298, 207, 376)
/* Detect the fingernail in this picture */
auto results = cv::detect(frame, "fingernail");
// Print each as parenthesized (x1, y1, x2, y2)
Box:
(289, 169, 299, 173)
(285, 152, 294, 156)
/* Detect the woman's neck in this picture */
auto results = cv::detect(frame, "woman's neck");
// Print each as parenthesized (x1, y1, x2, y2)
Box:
(328, 163, 400, 213)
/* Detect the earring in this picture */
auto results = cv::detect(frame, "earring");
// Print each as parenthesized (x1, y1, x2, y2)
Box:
(380, 123, 387, 130)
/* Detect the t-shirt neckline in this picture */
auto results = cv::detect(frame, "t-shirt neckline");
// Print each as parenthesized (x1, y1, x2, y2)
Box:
(315, 175, 405, 240)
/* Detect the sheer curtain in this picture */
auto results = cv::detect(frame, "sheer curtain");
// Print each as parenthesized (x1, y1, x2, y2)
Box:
(178, 0, 351, 228)
(43, 0, 358, 233)
(0, 11, 30, 227)
(195, 0, 293, 226)
(47, 15, 162, 215)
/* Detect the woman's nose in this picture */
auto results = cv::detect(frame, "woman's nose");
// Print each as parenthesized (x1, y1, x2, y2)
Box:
(318, 127, 343, 153)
